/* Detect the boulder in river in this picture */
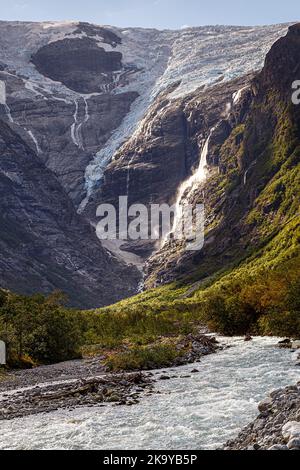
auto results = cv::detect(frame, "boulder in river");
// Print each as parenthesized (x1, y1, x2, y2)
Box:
(278, 339, 292, 348)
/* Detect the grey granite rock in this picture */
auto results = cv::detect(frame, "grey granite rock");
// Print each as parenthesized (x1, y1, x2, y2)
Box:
(0, 120, 140, 308)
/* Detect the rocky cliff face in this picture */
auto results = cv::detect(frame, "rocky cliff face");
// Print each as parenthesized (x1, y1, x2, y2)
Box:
(0, 120, 140, 308)
(0, 20, 294, 306)
(31, 37, 123, 94)
(1, 70, 137, 206)
(145, 24, 300, 287)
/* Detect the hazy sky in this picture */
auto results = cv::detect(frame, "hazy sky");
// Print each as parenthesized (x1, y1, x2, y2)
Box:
(0, 0, 298, 29)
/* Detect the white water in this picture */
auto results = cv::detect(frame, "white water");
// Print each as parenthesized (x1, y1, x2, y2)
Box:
(244, 160, 257, 185)
(70, 100, 81, 148)
(0, 337, 299, 450)
(232, 86, 249, 105)
(0, 79, 45, 154)
(27, 130, 42, 155)
(83, 97, 90, 125)
(163, 129, 214, 244)
(74, 98, 90, 151)
(0, 80, 14, 123)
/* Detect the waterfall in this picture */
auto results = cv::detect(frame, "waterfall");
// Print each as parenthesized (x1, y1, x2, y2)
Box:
(0, 80, 14, 123)
(71, 100, 81, 148)
(71, 98, 89, 151)
(78, 92, 158, 214)
(244, 160, 257, 185)
(232, 86, 248, 105)
(126, 155, 136, 197)
(83, 97, 90, 124)
(1, 80, 44, 154)
(27, 130, 42, 155)
(163, 127, 215, 243)
(4, 104, 14, 123)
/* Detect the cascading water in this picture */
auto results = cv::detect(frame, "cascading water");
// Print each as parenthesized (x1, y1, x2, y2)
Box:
(244, 160, 257, 185)
(70, 99, 80, 148)
(0, 80, 14, 123)
(232, 86, 249, 105)
(126, 155, 136, 197)
(163, 127, 215, 244)
(70, 98, 90, 151)
(83, 98, 90, 125)
(26, 130, 41, 154)
(0, 80, 43, 155)
(78, 94, 157, 214)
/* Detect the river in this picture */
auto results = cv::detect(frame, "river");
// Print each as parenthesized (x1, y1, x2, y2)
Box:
(0, 336, 299, 450)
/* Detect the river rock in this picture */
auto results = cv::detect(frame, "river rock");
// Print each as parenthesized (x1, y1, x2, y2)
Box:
(225, 382, 300, 450)
(106, 394, 121, 403)
(0, 372, 153, 420)
(268, 444, 289, 450)
(258, 397, 273, 413)
(287, 438, 300, 449)
(278, 339, 292, 349)
(282, 421, 300, 441)
(244, 335, 253, 342)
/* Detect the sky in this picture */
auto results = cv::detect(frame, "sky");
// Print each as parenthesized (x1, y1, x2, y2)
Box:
(0, 0, 298, 29)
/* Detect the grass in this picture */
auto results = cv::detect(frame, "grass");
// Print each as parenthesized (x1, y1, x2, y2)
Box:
(0, 367, 8, 382)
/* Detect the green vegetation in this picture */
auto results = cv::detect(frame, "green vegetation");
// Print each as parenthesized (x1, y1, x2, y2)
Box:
(104, 342, 181, 372)
(0, 291, 83, 367)
(92, 241, 300, 339)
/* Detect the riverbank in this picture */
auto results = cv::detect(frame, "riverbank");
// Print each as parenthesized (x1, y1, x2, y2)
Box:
(225, 381, 300, 450)
(0, 372, 155, 421)
(0, 333, 219, 421)
(224, 345, 300, 450)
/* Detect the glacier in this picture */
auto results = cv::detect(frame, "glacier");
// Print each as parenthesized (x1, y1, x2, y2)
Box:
(0, 21, 291, 211)
(80, 23, 290, 208)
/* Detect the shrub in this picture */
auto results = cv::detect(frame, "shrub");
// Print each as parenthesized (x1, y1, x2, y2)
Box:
(104, 343, 180, 371)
